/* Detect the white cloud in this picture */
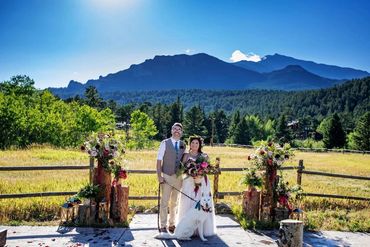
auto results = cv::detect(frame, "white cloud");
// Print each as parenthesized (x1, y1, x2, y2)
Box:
(185, 49, 192, 54)
(230, 50, 261, 62)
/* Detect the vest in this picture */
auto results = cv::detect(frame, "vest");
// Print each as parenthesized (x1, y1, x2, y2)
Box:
(162, 138, 185, 175)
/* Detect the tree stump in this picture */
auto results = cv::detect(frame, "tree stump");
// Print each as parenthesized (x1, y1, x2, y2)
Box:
(260, 170, 277, 221)
(98, 202, 109, 224)
(277, 219, 303, 247)
(242, 187, 260, 220)
(111, 185, 129, 222)
(78, 204, 91, 225)
(94, 161, 112, 207)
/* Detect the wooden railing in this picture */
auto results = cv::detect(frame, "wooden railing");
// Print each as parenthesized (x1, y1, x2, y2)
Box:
(209, 143, 370, 154)
(0, 159, 369, 201)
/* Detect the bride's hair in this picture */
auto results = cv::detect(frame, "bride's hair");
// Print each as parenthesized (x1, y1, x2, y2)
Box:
(188, 135, 203, 153)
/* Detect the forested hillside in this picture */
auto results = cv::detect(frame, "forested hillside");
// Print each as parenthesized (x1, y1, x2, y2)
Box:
(102, 77, 369, 121)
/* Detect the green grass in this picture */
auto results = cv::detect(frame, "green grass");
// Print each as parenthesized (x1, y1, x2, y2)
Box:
(0, 145, 369, 231)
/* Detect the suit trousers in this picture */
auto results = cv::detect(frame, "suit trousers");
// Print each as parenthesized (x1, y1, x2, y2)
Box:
(159, 173, 182, 228)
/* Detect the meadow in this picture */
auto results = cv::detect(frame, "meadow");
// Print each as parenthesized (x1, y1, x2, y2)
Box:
(0, 145, 369, 231)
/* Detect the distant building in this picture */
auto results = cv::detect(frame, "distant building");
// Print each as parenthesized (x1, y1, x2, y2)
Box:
(287, 120, 299, 130)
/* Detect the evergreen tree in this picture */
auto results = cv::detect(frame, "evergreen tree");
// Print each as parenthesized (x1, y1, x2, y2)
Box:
(168, 96, 183, 136)
(184, 105, 207, 139)
(275, 114, 292, 144)
(234, 116, 250, 145)
(214, 110, 229, 143)
(227, 110, 240, 143)
(170, 96, 183, 123)
(348, 111, 370, 150)
(84, 86, 103, 109)
(152, 103, 170, 140)
(322, 113, 346, 148)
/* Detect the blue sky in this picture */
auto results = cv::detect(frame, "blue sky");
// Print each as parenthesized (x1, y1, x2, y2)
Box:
(0, 0, 369, 89)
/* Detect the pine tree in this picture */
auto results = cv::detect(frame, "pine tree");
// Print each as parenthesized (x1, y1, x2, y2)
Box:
(349, 111, 370, 150)
(234, 116, 250, 145)
(228, 110, 240, 143)
(322, 113, 346, 148)
(215, 110, 229, 143)
(275, 114, 292, 144)
(84, 86, 103, 109)
(184, 105, 207, 139)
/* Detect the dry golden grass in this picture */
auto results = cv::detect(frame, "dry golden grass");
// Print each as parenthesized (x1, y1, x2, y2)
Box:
(0, 145, 369, 231)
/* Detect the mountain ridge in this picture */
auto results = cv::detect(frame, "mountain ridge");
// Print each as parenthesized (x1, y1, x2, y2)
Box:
(49, 52, 368, 97)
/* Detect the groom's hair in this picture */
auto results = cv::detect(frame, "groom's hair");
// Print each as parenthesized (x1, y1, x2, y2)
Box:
(172, 122, 183, 130)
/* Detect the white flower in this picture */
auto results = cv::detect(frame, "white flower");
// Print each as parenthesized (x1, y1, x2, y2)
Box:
(90, 150, 98, 157)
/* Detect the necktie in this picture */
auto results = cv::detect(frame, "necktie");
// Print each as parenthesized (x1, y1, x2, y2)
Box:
(175, 141, 179, 152)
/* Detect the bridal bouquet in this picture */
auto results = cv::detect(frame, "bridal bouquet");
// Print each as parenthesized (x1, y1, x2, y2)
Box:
(177, 153, 218, 178)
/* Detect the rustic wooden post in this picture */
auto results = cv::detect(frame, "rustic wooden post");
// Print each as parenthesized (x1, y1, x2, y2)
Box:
(111, 184, 129, 222)
(118, 185, 129, 222)
(78, 204, 91, 225)
(297, 160, 304, 186)
(89, 157, 94, 184)
(213, 157, 220, 203)
(243, 187, 261, 220)
(94, 160, 112, 209)
(260, 170, 274, 221)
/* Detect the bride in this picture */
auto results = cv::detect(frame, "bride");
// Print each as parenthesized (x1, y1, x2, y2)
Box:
(176, 136, 217, 236)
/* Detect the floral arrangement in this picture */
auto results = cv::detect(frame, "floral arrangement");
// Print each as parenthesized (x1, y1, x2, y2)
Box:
(241, 168, 263, 189)
(81, 132, 126, 171)
(248, 141, 293, 170)
(111, 159, 128, 187)
(177, 153, 218, 178)
(177, 153, 218, 196)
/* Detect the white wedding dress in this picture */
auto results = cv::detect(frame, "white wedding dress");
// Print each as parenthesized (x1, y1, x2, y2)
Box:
(176, 154, 217, 236)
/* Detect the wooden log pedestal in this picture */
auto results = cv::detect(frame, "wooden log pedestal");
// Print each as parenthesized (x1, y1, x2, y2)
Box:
(260, 170, 277, 221)
(277, 219, 303, 247)
(111, 184, 129, 223)
(94, 161, 112, 208)
(242, 187, 260, 220)
(78, 202, 96, 225)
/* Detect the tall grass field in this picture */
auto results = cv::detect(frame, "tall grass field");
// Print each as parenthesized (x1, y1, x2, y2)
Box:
(0, 145, 369, 231)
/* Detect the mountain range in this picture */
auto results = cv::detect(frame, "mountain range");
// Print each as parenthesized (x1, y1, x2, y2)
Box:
(49, 53, 369, 98)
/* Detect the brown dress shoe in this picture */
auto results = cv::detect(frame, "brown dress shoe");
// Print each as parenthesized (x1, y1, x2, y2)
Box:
(168, 225, 176, 233)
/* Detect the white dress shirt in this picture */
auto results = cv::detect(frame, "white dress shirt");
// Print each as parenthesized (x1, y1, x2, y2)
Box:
(157, 137, 179, 160)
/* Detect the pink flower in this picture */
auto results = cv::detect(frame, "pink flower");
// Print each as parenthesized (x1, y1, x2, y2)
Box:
(200, 162, 208, 168)
(103, 149, 109, 157)
(118, 170, 127, 179)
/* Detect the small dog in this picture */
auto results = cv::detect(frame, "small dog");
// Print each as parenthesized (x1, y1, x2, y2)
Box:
(155, 191, 213, 241)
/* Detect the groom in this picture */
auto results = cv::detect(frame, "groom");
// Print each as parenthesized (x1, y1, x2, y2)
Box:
(156, 122, 186, 233)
